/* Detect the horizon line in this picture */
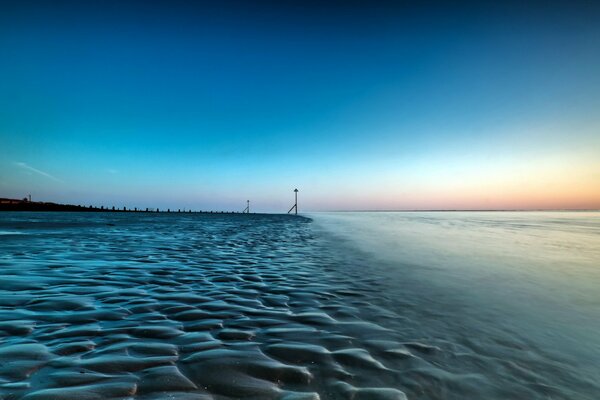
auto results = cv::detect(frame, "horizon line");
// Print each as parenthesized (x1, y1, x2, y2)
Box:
(308, 208, 600, 213)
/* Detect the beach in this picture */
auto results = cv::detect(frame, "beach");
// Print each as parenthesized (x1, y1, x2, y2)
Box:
(0, 211, 598, 399)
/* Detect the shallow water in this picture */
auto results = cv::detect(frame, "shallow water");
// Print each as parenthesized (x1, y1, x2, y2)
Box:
(0, 211, 598, 399)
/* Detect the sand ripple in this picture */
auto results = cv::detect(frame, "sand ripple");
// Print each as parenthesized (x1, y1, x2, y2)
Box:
(0, 213, 596, 399)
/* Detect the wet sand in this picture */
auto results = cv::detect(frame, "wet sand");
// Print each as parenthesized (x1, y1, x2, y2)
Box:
(0, 212, 597, 399)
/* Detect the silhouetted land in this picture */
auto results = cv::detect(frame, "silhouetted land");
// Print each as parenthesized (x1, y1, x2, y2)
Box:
(0, 198, 246, 214)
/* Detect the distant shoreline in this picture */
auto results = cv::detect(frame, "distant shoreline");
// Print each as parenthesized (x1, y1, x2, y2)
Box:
(0, 198, 242, 214)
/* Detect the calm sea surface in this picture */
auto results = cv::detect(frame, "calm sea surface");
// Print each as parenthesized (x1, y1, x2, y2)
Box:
(0, 211, 598, 399)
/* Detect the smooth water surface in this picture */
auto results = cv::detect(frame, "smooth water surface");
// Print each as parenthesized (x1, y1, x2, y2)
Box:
(0, 211, 598, 399)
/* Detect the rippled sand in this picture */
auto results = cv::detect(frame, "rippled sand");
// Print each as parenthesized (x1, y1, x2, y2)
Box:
(0, 212, 597, 399)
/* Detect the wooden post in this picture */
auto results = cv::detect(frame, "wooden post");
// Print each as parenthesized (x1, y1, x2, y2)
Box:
(287, 188, 299, 214)
(294, 189, 298, 215)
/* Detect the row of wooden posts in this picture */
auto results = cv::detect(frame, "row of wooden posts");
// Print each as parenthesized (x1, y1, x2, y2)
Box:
(79, 189, 298, 214)
(81, 206, 248, 214)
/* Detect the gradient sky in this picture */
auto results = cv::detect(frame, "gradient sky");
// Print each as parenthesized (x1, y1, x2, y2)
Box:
(1, 0, 599, 212)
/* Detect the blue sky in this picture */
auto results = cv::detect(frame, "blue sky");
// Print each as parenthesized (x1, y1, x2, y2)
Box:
(1, 1, 599, 211)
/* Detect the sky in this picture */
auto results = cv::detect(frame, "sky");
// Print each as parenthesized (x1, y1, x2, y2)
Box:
(1, 0, 599, 212)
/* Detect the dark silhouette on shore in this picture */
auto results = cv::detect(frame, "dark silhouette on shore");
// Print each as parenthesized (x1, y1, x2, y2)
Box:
(1, 189, 302, 214)
(0, 197, 248, 214)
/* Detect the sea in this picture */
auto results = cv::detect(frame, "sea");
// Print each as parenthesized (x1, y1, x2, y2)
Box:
(0, 211, 598, 400)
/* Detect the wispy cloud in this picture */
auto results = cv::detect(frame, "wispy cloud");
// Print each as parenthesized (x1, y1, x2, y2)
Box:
(15, 162, 63, 183)
(107, 168, 119, 174)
